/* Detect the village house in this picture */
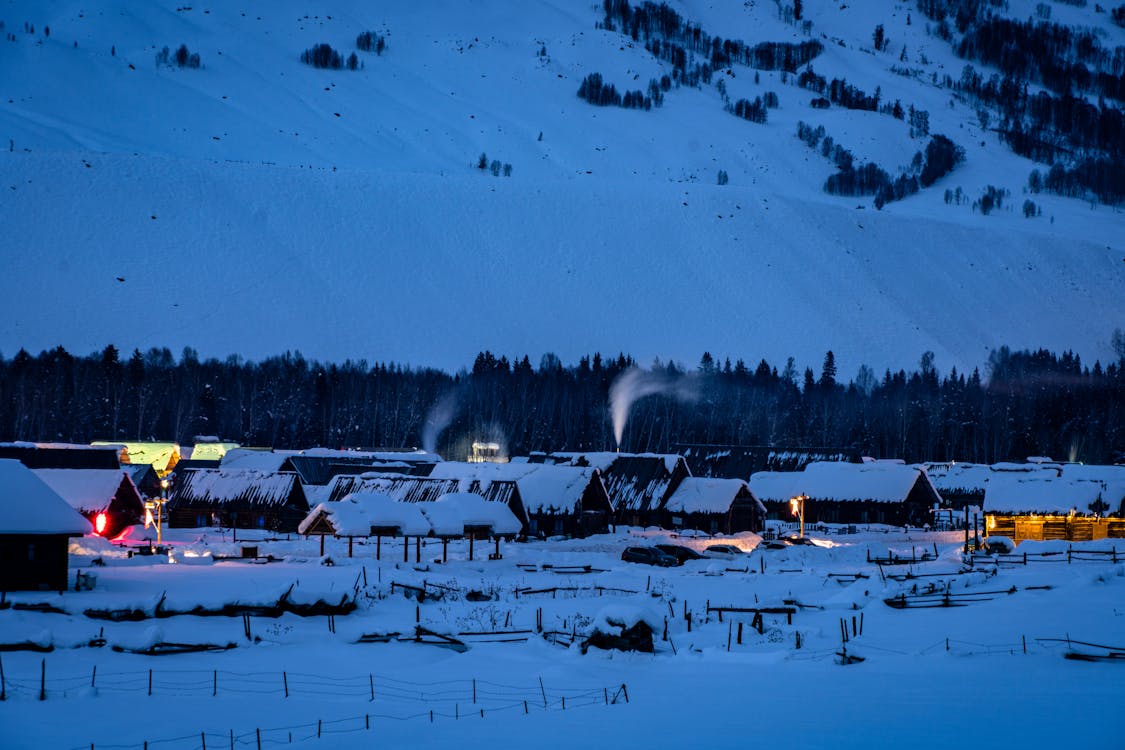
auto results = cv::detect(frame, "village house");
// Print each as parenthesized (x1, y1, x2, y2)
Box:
(749, 461, 941, 527)
(428, 461, 613, 537)
(526, 452, 691, 528)
(168, 468, 310, 532)
(0, 459, 91, 591)
(661, 477, 766, 535)
(32, 468, 145, 537)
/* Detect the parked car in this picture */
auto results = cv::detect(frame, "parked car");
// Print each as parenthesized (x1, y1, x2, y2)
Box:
(621, 546, 679, 567)
(654, 544, 706, 565)
(702, 544, 747, 560)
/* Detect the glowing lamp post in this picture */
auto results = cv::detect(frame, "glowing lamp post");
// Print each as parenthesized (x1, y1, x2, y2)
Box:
(145, 478, 170, 549)
(789, 493, 808, 539)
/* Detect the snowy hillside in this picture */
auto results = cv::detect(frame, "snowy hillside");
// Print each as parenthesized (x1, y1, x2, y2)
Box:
(0, 0, 1122, 375)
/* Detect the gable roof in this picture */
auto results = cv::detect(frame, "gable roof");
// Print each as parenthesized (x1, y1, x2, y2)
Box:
(427, 461, 608, 514)
(32, 469, 141, 515)
(665, 477, 765, 514)
(0, 459, 92, 535)
(528, 452, 688, 512)
(984, 473, 1122, 515)
(299, 492, 432, 537)
(750, 462, 937, 504)
(170, 469, 308, 512)
(324, 474, 528, 527)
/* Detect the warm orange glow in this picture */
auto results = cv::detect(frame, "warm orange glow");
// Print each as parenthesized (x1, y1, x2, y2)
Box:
(145, 508, 154, 528)
(94, 513, 108, 535)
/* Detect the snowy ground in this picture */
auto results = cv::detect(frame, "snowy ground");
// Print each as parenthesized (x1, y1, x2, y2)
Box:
(1, 526, 1123, 749)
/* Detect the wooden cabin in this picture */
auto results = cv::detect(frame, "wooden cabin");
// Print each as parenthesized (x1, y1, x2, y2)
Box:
(168, 469, 310, 532)
(92, 441, 181, 477)
(983, 470, 1125, 543)
(427, 461, 613, 538)
(750, 461, 941, 527)
(526, 452, 691, 528)
(662, 477, 766, 535)
(0, 459, 91, 591)
(32, 468, 145, 538)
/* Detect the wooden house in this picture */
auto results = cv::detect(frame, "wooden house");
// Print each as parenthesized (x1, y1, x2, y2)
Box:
(125, 463, 163, 500)
(168, 469, 310, 532)
(677, 444, 861, 481)
(92, 441, 181, 477)
(526, 452, 691, 528)
(749, 461, 941, 527)
(32, 468, 145, 538)
(662, 477, 766, 535)
(0, 459, 91, 591)
(983, 467, 1125, 543)
(298, 491, 432, 557)
(427, 461, 613, 537)
(325, 474, 530, 533)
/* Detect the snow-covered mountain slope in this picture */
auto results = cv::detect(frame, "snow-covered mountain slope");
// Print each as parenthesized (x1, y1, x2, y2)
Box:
(0, 0, 1122, 376)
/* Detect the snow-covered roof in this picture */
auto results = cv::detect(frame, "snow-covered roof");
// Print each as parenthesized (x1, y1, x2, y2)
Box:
(298, 492, 431, 537)
(171, 469, 305, 510)
(0, 459, 92, 535)
(432, 492, 522, 535)
(91, 442, 180, 471)
(187, 442, 240, 461)
(32, 468, 138, 514)
(984, 474, 1119, 515)
(219, 448, 296, 472)
(427, 461, 605, 513)
(750, 461, 935, 504)
(665, 477, 764, 514)
(302, 447, 441, 463)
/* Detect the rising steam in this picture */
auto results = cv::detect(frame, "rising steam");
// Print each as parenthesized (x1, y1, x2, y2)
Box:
(608, 367, 699, 450)
(421, 391, 460, 456)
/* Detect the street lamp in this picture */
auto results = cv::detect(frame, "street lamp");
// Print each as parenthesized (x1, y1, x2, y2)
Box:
(145, 478, 170, 549)
(789, 493, 807, 539)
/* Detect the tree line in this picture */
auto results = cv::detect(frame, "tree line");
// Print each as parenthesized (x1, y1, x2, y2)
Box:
(0, 343, 1121, 466)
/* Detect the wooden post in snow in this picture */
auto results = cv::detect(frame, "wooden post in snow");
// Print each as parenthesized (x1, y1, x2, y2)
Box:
(469, 532, 475, 561)
(403, 536, 409, 563)
(376, 534, 381, 561)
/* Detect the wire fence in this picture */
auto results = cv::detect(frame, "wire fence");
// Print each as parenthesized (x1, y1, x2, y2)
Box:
(62, 687, 626, 750)
(0, 664, 628, 750)
(0, 663, 624, 706)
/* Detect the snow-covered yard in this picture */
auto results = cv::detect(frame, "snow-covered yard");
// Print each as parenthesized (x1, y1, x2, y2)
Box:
(2, 526, 1122, 749)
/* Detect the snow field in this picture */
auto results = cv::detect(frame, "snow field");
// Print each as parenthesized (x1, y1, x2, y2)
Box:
(0, 526, 1123, 748)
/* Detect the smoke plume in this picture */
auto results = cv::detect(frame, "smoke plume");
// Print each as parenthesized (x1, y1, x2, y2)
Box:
(608, 367, 698, 450)
(421, 391, 460, 456)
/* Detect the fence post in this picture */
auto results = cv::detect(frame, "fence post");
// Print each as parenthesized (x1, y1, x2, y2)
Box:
(365, 714, 369, 730)
(283, 671, 288, 698)
(737, 622, 743, 645)
(229, 729, 234, 750)
(539, 676, 547, 708)
(369, 674, 374, 701)
(91, 665, 97, 689)
(213, 670, 217, 697)
(1022, 635, 1027, 654)
(0, 653, 6, 701)
(201, 732, 207, 750)
(40, 659, 46, 701)
(317, 720, 321, 739)
(727, 622, 732, 651)
(256, 728, 261, 750)
(472, 678, 476, 704)
(147, 668, 152, 697)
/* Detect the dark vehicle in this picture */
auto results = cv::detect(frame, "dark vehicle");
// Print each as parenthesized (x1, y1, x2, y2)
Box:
(655, 544, 706, 565)
(621, 546, 678, 567)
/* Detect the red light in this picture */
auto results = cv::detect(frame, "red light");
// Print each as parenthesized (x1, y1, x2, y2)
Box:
(94, 513, 108, 535)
